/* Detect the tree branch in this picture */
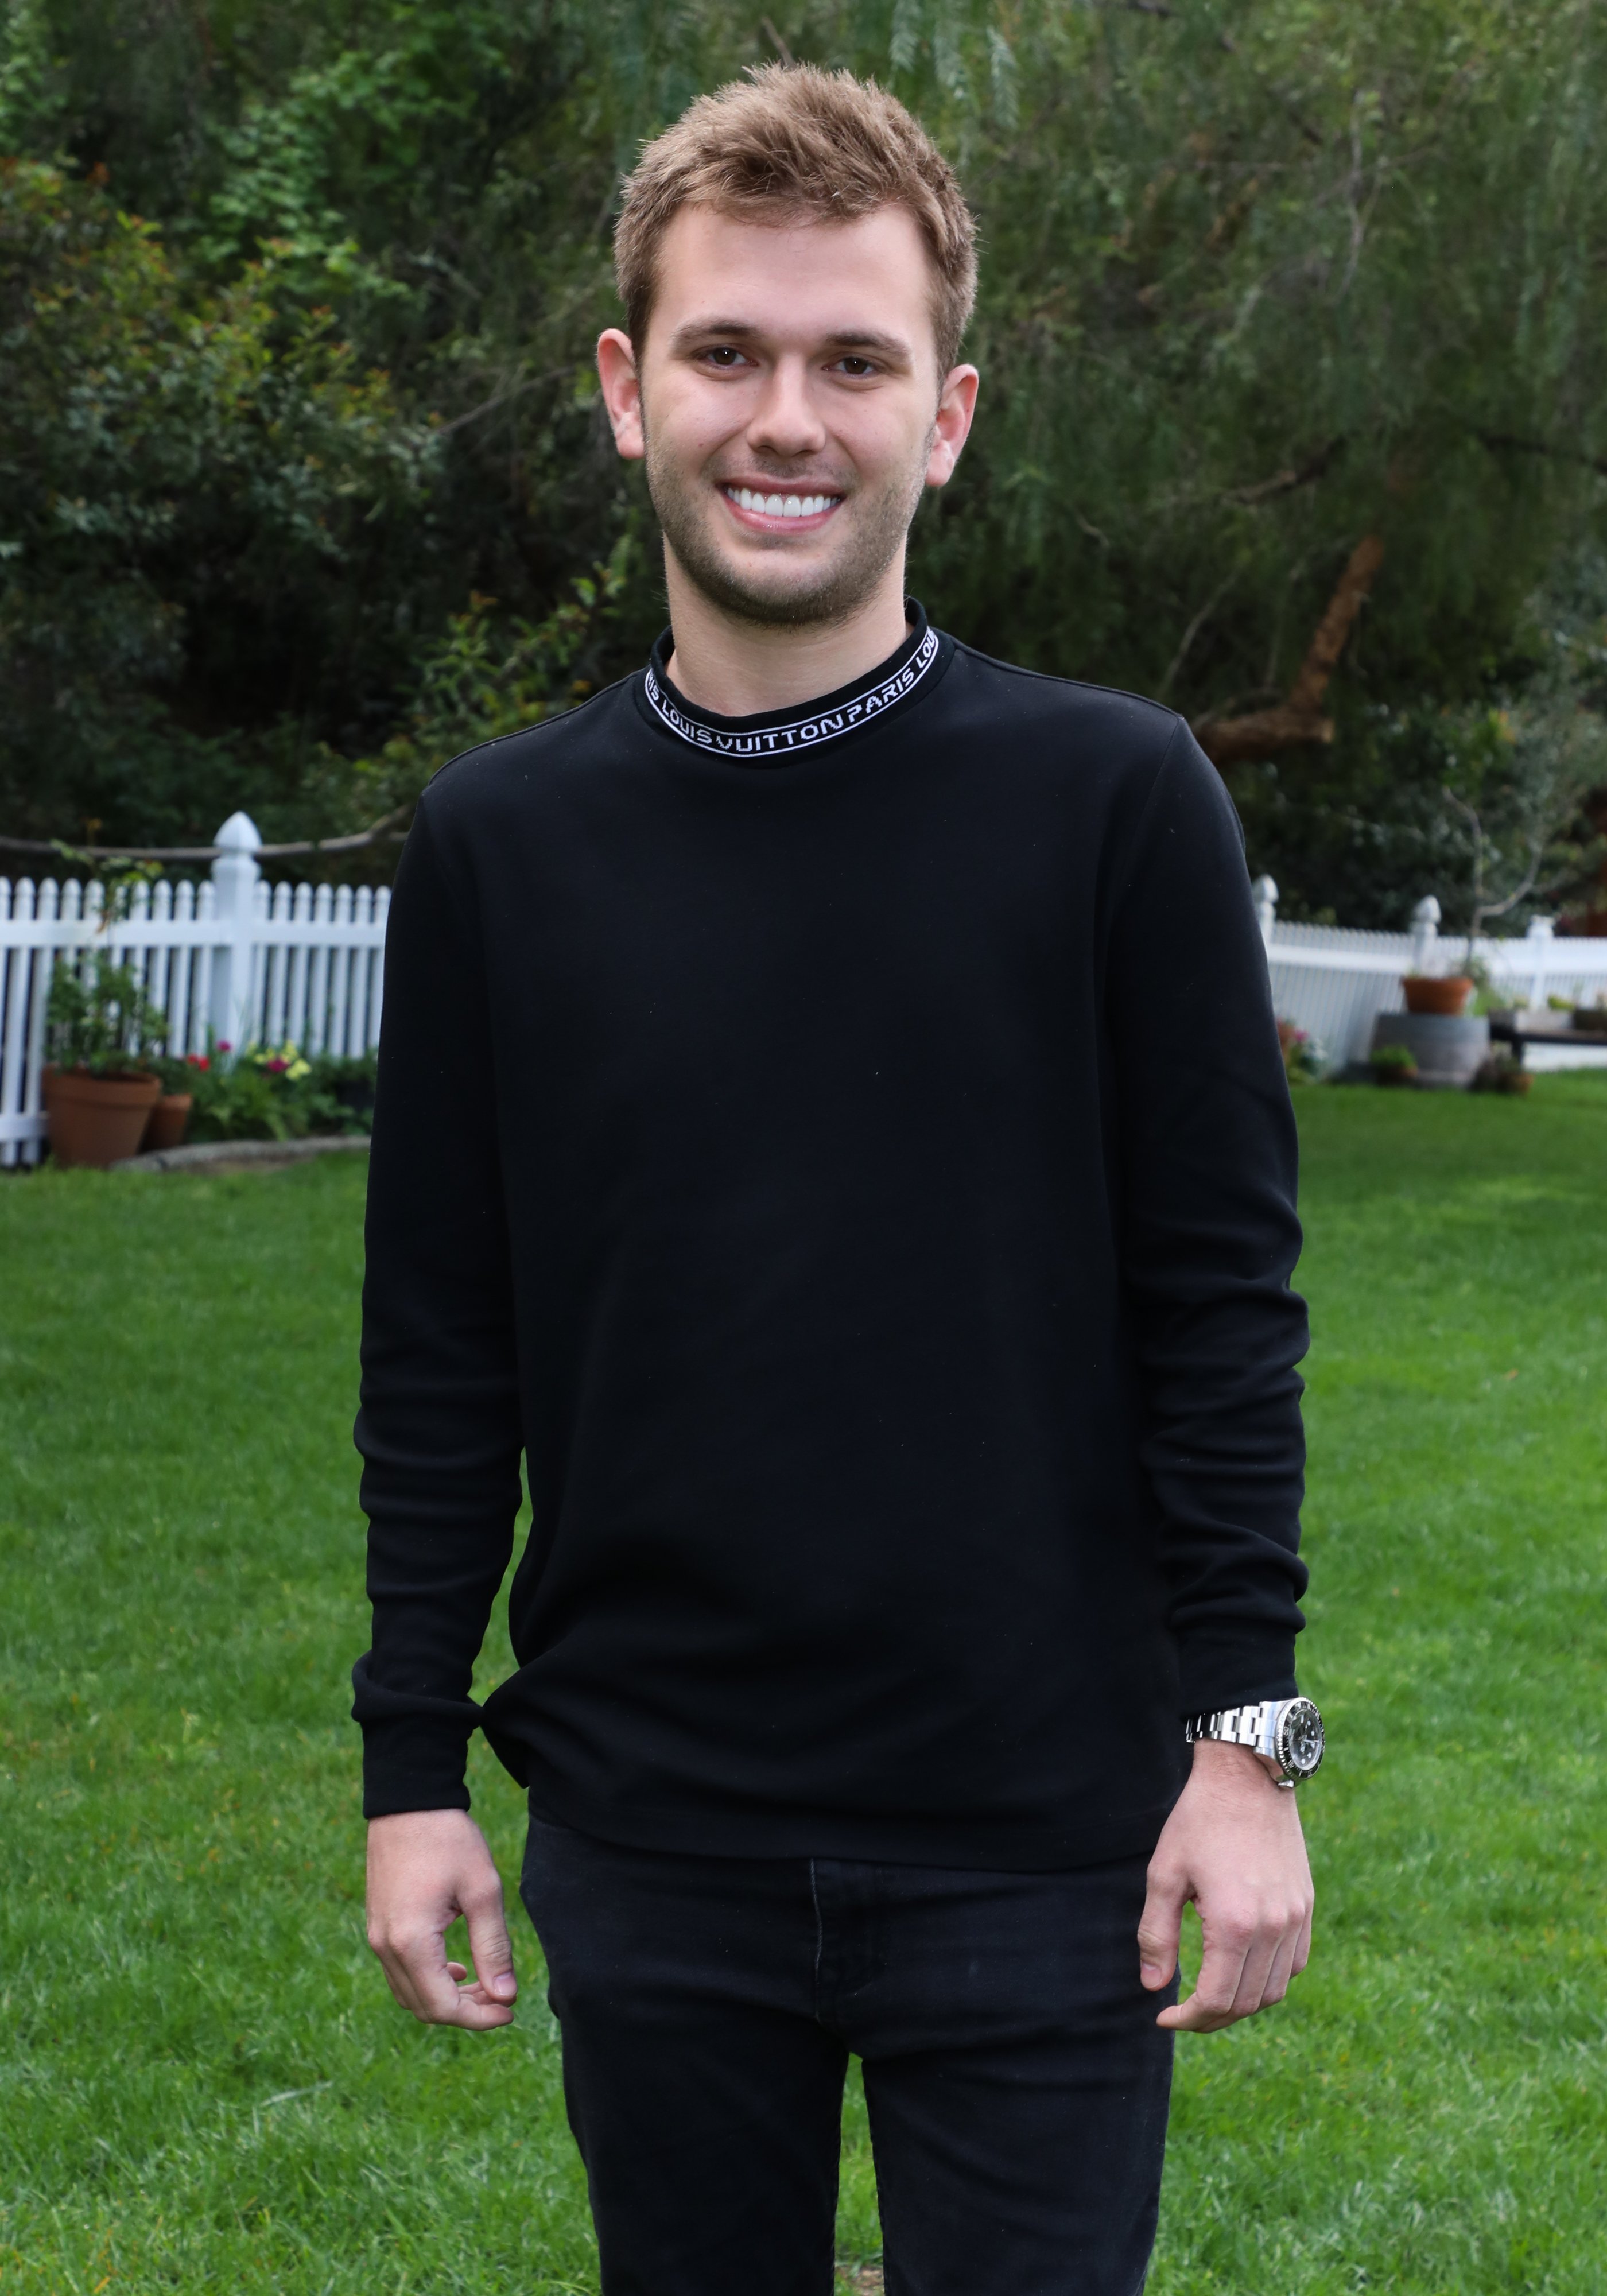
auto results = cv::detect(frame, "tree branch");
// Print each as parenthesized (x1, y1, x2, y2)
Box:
(1222, 436, 1344, 506)
(0, 805, 413, 866)
(1192, 533, 1384, 767)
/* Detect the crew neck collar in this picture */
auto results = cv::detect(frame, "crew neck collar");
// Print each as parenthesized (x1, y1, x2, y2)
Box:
(639, 600, 946, 763)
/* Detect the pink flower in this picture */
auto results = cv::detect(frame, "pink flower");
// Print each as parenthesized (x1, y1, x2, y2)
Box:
(216, 1040, 232, 1054)
(187, 1053, 209, 1071)
(265, 1057, 288, 1073)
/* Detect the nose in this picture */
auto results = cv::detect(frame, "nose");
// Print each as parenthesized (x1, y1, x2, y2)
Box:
(746, 354, 828, 463)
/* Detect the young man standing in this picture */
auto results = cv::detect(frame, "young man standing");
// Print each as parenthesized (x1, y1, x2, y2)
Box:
(355, 64, 1321, 2296)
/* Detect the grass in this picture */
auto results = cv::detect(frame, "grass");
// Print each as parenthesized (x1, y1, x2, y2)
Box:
(1, 1076, 1604, 2294)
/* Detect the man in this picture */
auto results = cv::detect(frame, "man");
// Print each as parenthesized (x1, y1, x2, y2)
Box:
(355, 63, 1320, 2296)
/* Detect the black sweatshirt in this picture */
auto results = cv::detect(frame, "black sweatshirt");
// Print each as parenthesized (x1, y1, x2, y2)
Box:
(352, 605, 1309, 1871)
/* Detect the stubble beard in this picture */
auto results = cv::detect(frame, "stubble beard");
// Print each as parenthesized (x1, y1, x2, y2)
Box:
(643, 422, 933, 633)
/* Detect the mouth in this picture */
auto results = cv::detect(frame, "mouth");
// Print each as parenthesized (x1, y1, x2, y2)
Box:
(720, 484, 844, 533)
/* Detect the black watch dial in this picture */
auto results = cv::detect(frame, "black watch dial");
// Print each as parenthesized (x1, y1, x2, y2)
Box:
(1276, 1697, 1325, 1778)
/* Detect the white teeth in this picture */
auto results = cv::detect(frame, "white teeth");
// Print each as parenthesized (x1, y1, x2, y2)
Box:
(726, 486, 840, 517)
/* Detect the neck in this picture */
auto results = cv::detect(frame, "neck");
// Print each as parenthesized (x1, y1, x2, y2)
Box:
(662, 548, 912, 718)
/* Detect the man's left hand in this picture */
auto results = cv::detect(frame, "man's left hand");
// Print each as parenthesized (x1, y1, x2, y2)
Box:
(1138, 1737, 1314, 2031)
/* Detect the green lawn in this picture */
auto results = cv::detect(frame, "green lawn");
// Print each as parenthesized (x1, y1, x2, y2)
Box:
(2, 1080, 1605, 2295)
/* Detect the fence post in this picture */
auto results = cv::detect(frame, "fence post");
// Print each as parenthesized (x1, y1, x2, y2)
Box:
(1409, 895, 1441, 975)
(1252, 875, 1279, 952)
(1524, 914, 1554, 1011)
(208, 812, 261, 1052)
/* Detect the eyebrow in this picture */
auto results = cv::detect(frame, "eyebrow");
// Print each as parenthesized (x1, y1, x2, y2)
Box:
(667, 317, 915, 362)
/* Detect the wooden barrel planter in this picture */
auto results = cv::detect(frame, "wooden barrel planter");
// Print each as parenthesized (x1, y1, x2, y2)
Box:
(1371, 1014, 1490, 1089)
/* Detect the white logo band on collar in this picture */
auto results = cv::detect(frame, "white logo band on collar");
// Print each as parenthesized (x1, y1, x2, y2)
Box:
(645, 625, 940, 758)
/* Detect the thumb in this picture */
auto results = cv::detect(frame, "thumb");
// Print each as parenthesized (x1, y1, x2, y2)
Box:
(463, 1879, 518, 2003)
(1137, 1863, 1185, 1992)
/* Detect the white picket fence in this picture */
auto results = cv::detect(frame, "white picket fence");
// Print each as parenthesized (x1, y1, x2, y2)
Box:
(1256, 879, 1607, 1067)
(6, 819, 1607, 1168)
(0, 812, 389, 1166)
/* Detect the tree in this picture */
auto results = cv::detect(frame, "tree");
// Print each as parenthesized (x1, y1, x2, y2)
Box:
(1, 0, 1604, 924)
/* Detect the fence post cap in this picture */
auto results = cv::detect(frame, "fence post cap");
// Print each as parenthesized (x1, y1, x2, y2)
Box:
(1525, 913, 1555, 940)
(214, 811, 262, 852)
(1411, 895, 1442, 925)
(1251, 874, 1279, 902)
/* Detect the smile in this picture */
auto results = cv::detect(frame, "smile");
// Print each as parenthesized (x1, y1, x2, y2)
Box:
(721, 485, 843, 526)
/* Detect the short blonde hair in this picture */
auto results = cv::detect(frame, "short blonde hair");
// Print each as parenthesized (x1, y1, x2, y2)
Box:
(614, 63, 977, 377)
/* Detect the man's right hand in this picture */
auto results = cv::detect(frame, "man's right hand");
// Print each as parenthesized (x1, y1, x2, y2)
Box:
(366, 1807, 519, 2029)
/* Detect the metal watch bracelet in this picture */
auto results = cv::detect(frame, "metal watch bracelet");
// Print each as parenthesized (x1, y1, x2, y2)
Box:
(1184, 1697, 1325, 1787)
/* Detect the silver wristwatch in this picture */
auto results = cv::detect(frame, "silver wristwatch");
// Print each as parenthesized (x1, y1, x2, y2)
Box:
(1185, 1697, 1325, 1787)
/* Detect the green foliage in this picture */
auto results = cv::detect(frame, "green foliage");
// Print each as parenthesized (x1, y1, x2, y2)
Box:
(339, 538, 636, 825)
(173, 1044, 378, 1141)
(3, 1087, 1606, 2288)
(44, 948, 164, 1075)
(0, 153, 436, 843)
(1277, 1020, 1326, 1085)
(1, 0, 1606, 917)
(1239, 551, 1607, 925)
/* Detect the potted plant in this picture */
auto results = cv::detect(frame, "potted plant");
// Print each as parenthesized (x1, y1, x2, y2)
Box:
(1370, 1042, 1420, 1088)
(43, 953, 166, 1166)
(144, 1050, 212, 1150)
(1401, 971, 1474, 1016)
(1472, 1050, 1532, 1096)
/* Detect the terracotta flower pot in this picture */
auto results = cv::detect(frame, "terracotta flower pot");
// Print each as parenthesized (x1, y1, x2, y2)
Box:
(1376, 1063, 1419, 1087)
(142, 1092, 193, 1151)
(42, 1065, 162, 1169)
(1402, 975, 1474, 1016)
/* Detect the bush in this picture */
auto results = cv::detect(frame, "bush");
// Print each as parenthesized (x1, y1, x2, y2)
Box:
(45, 951, 165, 1077)
(172, 1044, 376, 1142)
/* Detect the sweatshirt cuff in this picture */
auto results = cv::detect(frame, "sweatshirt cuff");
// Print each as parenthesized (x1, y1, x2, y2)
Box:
(1173, 1627, 1300, 1718)
(355, 1709, 476, 1819)
(352, 1650, 486, 1816)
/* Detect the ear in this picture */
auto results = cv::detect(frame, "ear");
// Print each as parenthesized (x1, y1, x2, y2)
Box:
(925, 364, 980, 490)
(597, 328, 645, 462)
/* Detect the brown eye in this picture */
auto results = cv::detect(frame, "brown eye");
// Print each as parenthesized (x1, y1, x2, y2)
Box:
(705, 346, 745, 367)
(836, 356, 876, 377)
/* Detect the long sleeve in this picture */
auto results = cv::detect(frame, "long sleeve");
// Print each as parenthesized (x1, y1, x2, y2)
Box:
(1105, 723, 1310, 1712)
(351, 796, 524, 1817)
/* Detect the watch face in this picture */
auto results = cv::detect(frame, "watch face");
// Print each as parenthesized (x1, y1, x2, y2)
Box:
(1276, 1698, 1325, 1778)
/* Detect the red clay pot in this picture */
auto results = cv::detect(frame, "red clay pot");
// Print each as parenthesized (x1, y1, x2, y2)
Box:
(42, 1065, 162, 1169)
(142, 1093, 193, 1152)
(1402, 975, 1474, 1016)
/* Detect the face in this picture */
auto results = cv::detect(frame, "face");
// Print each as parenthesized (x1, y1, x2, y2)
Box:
(597, 204, 977, 630)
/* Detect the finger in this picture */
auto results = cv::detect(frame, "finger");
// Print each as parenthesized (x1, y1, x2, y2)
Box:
(1225, 1923, 1283, 2021)
(1157, 1927, 1251, 2032)
(462, 1875, 518, 2007)
(1136, 1867, 1186, 1992)
(1292, 1898, 1314, 1978)
(387, 1925, 514, 2030)
(371, 1933, 429, 2019)
(446, 1961, 468, 1981)
(1257, 1922, 1302, 2009)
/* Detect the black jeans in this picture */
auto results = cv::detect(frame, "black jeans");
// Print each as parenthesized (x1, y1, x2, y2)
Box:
(519, 1812, 1175, 2296)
